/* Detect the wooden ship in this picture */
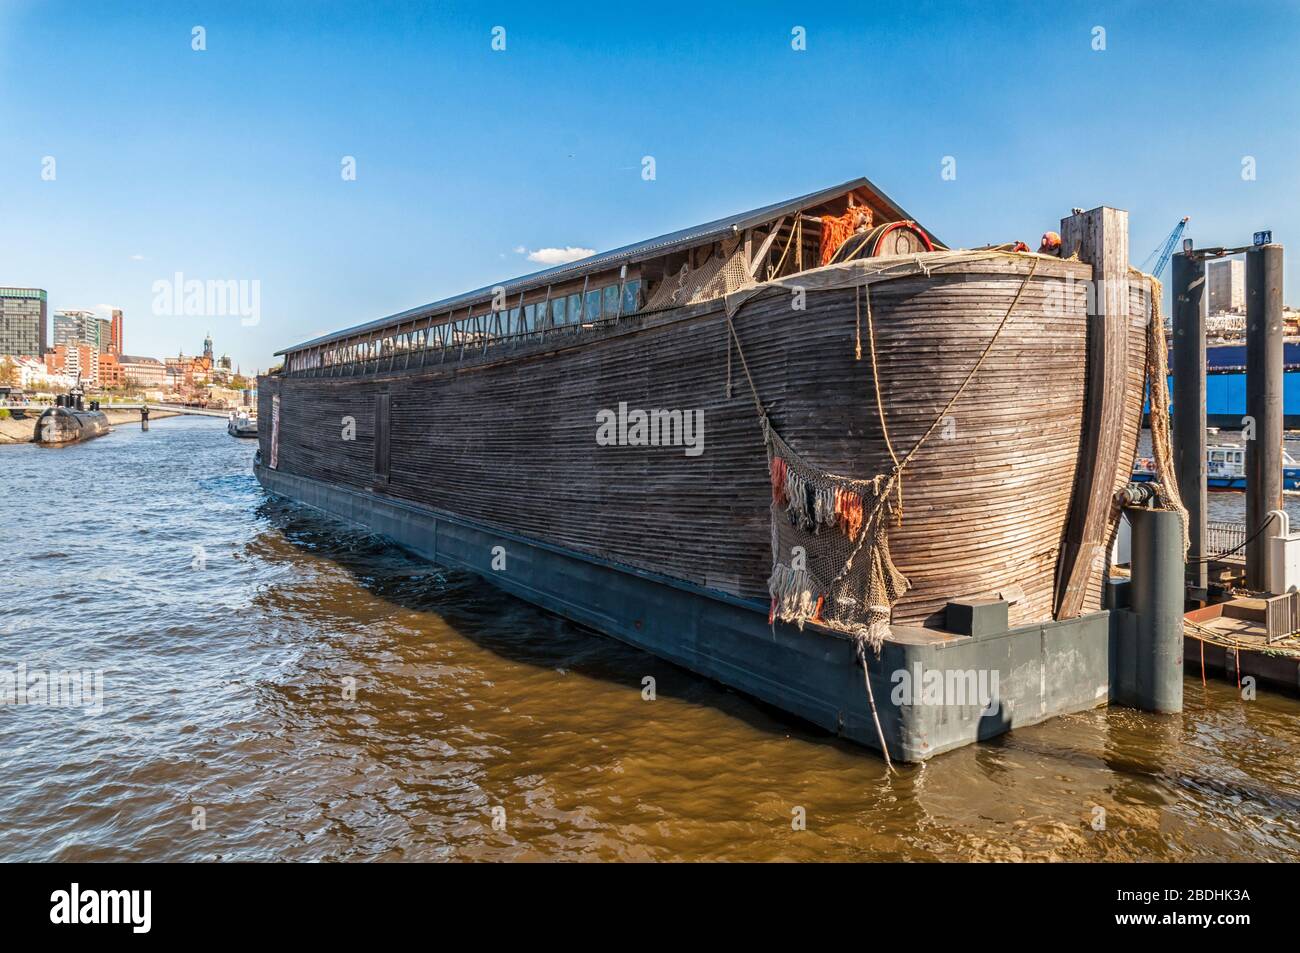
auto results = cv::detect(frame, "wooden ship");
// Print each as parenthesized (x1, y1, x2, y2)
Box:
(255, 178, 1155, 761)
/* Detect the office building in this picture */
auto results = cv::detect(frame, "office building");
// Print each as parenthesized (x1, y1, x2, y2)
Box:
(0, 288, 48, 357)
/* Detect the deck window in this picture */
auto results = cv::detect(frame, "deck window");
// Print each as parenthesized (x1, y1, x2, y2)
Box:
(584, 290, 601, 322)
(603, 284, 620, 317)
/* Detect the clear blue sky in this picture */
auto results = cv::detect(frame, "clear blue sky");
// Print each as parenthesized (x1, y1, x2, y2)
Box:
(2, 1, 1297, 373)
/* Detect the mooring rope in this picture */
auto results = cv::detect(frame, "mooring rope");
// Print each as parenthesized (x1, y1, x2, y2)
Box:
(856, 639, 895, 774)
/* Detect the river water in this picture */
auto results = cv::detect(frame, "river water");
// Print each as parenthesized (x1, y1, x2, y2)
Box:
(2, 416, 1299, 861)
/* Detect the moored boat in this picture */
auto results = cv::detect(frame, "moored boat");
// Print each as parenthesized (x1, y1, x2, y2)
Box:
(1133, 444, 1300, 491)
(255, 178, 1166, 760)
(227, 410, 258, 438)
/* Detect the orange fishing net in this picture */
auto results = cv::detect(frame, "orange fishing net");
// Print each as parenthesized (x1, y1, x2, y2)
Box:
(820, 206, 874, 266)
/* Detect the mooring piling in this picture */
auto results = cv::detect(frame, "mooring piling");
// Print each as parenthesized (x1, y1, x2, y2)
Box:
(1127, 506, 1186, 712)
(1171, 251, 1208, 596)
(1245, 243, 1285, 590)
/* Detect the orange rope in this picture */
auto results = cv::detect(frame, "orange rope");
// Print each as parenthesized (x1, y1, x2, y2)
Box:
(834, 486, 864, 541)
(770, 455, 788, 505)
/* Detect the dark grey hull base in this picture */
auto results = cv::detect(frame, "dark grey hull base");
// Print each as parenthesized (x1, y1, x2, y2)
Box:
(254, 461, 1113, 762)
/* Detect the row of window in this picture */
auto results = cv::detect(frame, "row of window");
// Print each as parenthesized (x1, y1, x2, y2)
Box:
(286, 279, 642, 374)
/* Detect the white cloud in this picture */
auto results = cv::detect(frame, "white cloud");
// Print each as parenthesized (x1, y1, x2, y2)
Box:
(130, 253, 145, 261)
(521, 246, 596, 266)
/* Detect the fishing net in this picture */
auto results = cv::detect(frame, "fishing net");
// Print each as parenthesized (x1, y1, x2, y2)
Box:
(764, 420, 909, 651)
(644, 237, 754, 311)
(819, 206, 874, 266)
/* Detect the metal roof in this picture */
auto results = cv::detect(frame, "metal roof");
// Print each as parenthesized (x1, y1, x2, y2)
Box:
(277, 175, 933, 356)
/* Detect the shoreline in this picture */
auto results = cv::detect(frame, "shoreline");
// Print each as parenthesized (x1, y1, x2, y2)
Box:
(0, 408, 183, 445)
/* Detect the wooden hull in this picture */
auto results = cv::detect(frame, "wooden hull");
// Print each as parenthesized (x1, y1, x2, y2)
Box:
(257, 254, 1151, 631)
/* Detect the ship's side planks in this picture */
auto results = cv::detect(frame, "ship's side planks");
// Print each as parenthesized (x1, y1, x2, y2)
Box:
(262, 255, 1149, 629)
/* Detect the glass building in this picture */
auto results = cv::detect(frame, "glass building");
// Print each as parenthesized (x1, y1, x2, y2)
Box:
(53, 310, 111, 351)
(0, 288, 48, 357)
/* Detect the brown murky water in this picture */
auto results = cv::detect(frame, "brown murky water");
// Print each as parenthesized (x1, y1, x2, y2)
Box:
(2, 418, 1298, 861)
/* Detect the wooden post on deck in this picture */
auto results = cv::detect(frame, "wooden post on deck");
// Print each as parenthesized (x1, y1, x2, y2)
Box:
(1054, 206, 1131, 619)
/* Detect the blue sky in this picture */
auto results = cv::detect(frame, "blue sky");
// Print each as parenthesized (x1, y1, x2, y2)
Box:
(1, 1, 1297, 373)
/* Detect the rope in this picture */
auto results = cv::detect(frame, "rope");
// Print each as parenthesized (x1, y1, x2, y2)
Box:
(832, 255, 1041, 577)
(723, 311, 767, 420)
(898, 256, 1040, 470)
(733, 254, 1043, 601)
(731, 253, 1043, 762)
(854, 284, 862, 361)
(1136, 270, 1189, 557)
(856, 640, 895, 774)
(770, 212, 802, 279)
(725, 330, 733, 399)
(864, 281, 903, 522)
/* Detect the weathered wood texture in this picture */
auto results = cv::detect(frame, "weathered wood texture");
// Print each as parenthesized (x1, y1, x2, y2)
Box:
(1055, 207, 1132, 619)
(261, 254, 1146, 630)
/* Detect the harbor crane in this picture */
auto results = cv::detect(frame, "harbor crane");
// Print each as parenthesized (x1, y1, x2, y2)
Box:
(1139, 216, 1190, 279)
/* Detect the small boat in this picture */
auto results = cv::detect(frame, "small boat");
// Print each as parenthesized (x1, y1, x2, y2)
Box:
(227, 410, 258, 438)
(1132, 444, 1300, 491)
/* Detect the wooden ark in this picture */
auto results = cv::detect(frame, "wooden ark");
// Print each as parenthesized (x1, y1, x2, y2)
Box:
(255, 178, 1151, 758)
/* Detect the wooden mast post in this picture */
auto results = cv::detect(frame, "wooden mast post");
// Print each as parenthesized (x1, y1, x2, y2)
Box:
(1054, 206, 1131, 619)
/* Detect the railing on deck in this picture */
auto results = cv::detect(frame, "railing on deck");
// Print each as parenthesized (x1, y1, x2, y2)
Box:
(1265, 591, 1300, 644)
(1207, 520, 1247, 561)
